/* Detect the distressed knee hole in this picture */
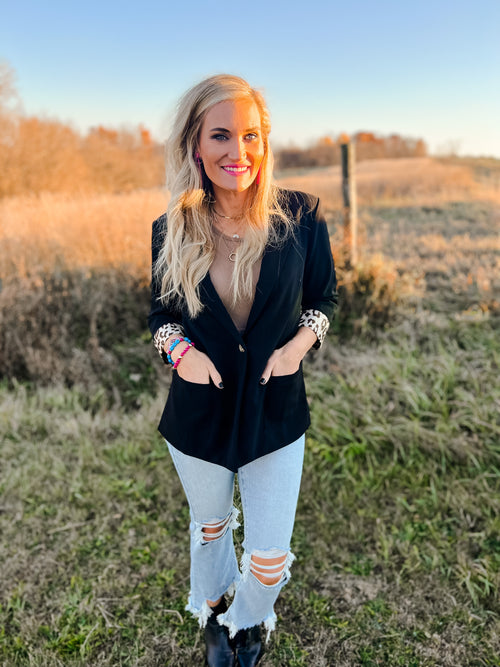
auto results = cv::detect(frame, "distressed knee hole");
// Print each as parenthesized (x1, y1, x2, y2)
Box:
(193, 507, 240, 546)
(247, 548, 295, 587)
(202, 516, 230, 542)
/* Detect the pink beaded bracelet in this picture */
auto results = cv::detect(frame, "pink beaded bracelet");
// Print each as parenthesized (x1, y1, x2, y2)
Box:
(172, 341, 195, 370)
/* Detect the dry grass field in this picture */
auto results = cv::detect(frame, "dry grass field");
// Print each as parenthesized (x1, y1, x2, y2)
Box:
(0, 189, 168, 281)
(277, 156, 499, 209)
(1, 157, 498, 283)
(1, 157, 499, 666)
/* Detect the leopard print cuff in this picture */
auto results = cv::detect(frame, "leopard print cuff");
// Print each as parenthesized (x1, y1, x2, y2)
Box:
(299, 309, 330, 349)
(153, 323, 185, 363)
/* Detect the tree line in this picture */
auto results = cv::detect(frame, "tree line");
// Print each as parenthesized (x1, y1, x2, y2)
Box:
(275, 133, 427, 170)
(0, 63, 164, 197)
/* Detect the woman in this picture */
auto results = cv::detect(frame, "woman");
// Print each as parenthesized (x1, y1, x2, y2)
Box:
(148, 74, 337, 667)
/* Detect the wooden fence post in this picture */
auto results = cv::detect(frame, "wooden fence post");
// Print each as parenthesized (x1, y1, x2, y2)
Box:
(341, 142, 358, 268)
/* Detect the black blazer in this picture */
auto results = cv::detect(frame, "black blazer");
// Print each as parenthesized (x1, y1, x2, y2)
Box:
(148, 189, 337, 471)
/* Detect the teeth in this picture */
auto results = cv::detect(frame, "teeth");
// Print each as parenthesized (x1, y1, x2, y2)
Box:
(223, 166, 248, 172)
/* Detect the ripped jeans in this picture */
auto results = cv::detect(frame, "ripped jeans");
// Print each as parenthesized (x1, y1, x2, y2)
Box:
(166, 435, 305, 640)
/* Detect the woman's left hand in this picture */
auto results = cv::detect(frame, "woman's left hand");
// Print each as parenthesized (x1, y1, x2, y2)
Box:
(260, 326, 318, 384)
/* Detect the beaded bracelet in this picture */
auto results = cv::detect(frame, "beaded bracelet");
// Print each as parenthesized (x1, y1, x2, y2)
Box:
(166, 337, 183, 366)
(172, 340, 195, 370)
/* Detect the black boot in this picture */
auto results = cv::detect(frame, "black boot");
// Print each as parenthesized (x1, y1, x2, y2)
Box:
(233, 625, 263, 667)
(204, 598, 235, 667)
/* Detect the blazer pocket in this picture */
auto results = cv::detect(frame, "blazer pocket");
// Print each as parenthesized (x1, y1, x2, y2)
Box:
(268, 367, 301, 382)
(176, 374, 211, 387)
(167, 372, 219, 435)
(264, 366, 303, 422)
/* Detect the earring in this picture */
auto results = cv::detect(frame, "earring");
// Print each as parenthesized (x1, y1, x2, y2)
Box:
(195, 152, 203, 181)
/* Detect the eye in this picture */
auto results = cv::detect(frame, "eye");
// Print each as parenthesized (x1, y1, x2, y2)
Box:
(245, 133, 258, 141)
(211, 134, 228, 141)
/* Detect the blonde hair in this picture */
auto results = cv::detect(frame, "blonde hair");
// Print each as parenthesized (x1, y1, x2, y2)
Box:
(154, 74, 292, 317)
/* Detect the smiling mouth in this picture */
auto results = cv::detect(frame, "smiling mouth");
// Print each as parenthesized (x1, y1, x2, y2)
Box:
(221, 166, 250, 174)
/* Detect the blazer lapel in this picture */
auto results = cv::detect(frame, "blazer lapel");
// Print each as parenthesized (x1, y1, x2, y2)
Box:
(245, 235, 292, 333)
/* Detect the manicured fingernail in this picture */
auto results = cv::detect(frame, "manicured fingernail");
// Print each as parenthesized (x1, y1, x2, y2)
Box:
(259, 377, 266, 385)
(218, 382, 224, 389)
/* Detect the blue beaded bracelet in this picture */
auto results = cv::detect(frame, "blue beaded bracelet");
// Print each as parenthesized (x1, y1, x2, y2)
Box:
(166, 337, 192, 366)
(166, 338, 181, 365)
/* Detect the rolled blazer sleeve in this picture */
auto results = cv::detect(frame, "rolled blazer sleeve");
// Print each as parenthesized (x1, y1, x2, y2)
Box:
(300, 197, 338, 348)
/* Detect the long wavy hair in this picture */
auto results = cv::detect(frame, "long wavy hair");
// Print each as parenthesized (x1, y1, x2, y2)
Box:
(154, 74, 293, 318)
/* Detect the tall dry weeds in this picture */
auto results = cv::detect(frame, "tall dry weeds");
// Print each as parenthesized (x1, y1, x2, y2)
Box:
(0, 269, 158, 397)
(0, 189, 168, 280)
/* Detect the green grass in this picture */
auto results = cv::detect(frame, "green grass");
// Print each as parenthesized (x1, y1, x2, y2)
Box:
(1, 200, 499, 665)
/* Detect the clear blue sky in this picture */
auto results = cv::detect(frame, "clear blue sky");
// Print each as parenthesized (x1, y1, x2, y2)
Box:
(2, 0, 499, 157)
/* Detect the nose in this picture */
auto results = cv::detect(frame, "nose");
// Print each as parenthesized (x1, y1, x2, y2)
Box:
(227, 136, 247, 161)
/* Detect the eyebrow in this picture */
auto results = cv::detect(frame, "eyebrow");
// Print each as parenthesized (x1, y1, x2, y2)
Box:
(209, 126, 260, 133)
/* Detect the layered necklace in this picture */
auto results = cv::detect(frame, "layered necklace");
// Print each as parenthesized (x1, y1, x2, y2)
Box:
(211, 206, 244, 263)
(212, 225, 242, 262)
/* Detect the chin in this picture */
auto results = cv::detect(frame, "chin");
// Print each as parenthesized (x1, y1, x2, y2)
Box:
(218, 179, 253, 194)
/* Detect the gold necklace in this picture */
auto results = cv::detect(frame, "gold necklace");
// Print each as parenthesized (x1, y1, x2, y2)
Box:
(213, 208, 244, 221)
(212, 209, 244, 242)
(212, 200, 254, 220)
(213, 226, 242, 262)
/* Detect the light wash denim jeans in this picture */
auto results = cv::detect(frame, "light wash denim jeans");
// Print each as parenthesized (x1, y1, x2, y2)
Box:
(167, 434, 305, 640)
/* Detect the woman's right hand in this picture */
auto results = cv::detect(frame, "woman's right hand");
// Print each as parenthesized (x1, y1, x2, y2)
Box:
(165, 339, 223, 388)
